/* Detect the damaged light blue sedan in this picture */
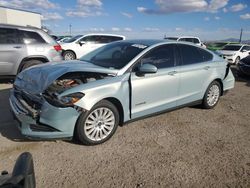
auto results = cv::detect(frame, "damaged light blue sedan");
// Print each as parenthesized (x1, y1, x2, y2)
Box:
(9, 40, 235, 145)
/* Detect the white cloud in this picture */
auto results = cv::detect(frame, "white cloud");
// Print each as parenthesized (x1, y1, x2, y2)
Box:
(77, 0, 102, 8)
(175, 27, 183, 31)
(111, 27, 120, 32)
(66, 0, 104, 18)
(121, 12, 133, 18)
(0, 0, 58, 10)
(124, 27, 132, 32)
(204, 17, 210, 21)
(214, 16, 220, 20)
(223, 8, 228, 13)
(240, 13, 250, 20)
(137, 0, 229, 14)
(66, 11, 103, 17)
(230, 3, 247, 12)
(143, 27, 160, 32)
(89, 28, 105, 32)
(42, 12, 63, 21)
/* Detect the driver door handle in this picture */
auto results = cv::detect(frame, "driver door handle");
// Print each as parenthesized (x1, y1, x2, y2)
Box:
(13, 46, 22, 49)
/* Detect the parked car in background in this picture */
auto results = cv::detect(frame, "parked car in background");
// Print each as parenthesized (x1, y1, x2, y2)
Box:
(9, 40, 235, 145)
(237, 55, 250, 76)
(164, 36, 206, 48)
(0, 24, 63, 76)
(60, 34, 125, 60)
(57, 36, 72, 43)
(216, 44, 250, 64)
(206, 41, 239, 51)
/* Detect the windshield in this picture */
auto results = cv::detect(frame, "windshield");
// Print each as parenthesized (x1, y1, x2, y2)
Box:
(63, 35, 83, 43)
(80, 41, 148, 69)
(222, 45, 241, 51)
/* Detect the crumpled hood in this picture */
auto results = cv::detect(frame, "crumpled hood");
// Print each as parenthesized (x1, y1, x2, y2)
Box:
(14, 60, 118, 95)
(216, 50, 236, 55)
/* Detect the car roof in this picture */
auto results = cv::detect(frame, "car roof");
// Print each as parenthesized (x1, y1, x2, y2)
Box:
(225, 44, 248, 46)
(165, 36, 200, 39)
(0, 23, 42, 32)
(117, 39, 165, 46)
(83, 33, 126, 38)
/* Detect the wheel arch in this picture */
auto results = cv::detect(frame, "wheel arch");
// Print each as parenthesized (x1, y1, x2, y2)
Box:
(17, 56, 49, 73)
(63, 49, 77, 59)
(213, 78, 224, 96)
(103, 97, 124, 126)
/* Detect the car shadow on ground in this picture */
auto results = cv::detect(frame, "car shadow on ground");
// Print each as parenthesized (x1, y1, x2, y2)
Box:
(230, 65, 250, 87)
(0, 88, 32, 142)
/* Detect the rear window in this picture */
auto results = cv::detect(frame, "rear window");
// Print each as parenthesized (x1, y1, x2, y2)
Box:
(0, 28, 20, 44)
(19, 30, 46, 44)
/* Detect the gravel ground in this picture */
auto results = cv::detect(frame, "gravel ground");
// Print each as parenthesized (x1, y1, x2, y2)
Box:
(0, 68, 249, 188)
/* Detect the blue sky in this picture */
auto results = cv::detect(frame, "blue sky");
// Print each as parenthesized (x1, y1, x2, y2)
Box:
(0, 0, 250, 41)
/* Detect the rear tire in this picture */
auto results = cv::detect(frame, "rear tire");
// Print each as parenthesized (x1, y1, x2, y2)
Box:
(63, 50, 76, 60)
(21, 60, 43, 72)
(202, 81, 221, 109)
(75, 100, 119, 145)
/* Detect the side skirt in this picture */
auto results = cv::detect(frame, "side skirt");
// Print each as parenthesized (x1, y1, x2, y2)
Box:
(123, 100, 202, 125)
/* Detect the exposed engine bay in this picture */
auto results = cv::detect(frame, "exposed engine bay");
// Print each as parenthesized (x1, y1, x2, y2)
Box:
(43, 72, 111, 106)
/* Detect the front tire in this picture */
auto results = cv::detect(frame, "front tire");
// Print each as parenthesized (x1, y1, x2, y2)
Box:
(75, 100, 119, 145)
(63, 50, 76, 60)
(202, 81, 221, 109)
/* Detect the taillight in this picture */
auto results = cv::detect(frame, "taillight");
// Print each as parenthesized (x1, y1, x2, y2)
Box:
(54, 44, 62, 51)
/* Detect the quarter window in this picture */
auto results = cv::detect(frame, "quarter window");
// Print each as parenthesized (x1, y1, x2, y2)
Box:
(179, 44, 213, 65)
(140, 44, 176, 69)
(0, 28, 19, 44)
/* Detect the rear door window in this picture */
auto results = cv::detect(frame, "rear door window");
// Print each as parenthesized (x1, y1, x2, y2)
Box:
(178, 44, 213, 65)
(19, 30, 46, 44)
(0, 28, 20, 44)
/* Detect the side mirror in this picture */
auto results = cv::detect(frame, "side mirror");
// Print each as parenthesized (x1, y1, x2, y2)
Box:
(138, 64, 157, 74)
(77, 41, 85, 46)
(0, 152, 36, 188)
(242, 49, 247, 52)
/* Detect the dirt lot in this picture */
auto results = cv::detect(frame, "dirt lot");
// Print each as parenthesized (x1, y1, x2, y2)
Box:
(0, 67, 250, 188)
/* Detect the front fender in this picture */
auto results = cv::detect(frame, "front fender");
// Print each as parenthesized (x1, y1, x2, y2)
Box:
(60, 73, 131, 122)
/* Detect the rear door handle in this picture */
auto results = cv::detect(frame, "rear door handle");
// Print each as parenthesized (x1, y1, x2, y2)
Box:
(13, 46, 22, 49)
(168, 71, 177, 76)
(204, 66, 210, 70)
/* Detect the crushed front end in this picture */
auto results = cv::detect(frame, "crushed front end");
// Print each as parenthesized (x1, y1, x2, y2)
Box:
(9, 85, 80, 139)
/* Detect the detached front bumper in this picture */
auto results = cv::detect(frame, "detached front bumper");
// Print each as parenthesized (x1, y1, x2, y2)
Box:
(223, 68, 235, 91)
(9, 89, 80, 139)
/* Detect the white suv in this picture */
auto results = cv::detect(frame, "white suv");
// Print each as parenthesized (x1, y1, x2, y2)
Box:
(216, 44, 250, 64)
(164, 36, 206, 48)
(61, 34, 125, 60)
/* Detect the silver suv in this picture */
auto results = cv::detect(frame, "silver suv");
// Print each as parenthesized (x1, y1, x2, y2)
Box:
(0, 24, 62, 76)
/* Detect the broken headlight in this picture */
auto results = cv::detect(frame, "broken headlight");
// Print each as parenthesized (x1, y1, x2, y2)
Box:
(59, 92, 85, 106)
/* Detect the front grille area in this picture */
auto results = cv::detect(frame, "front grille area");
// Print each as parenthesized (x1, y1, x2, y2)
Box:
(13, 86, 42, 119)
(30, 123, 60, 132)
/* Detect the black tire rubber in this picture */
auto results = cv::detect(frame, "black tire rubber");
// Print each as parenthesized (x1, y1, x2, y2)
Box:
(202, 81, 221, 109)
(235, 56, 240, 65)
(75, 100, 119, 145)
(63, 50, 76, 60)
(21, 60, 43, 72)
